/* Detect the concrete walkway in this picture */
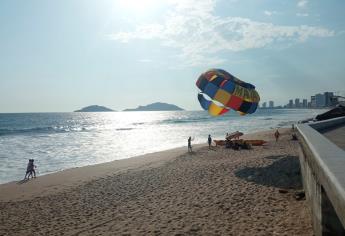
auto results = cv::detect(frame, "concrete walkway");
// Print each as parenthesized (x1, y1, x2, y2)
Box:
(321, 124, 345, 150)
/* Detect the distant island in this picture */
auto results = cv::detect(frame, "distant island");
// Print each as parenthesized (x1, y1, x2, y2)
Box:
(74, 105, 114, 112)
(123, 102, 184, 111)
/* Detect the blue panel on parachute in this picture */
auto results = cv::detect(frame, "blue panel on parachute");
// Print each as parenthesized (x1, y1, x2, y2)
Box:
(222, 80, 236, 93)
(203, 83, 218, 99)
(198, 93, 211, 110)
(247, 102, 258, 114)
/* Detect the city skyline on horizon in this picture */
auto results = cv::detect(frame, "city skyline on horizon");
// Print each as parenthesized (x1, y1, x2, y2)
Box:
(1, 0, 345, 112)
(260, 90, 344, 108)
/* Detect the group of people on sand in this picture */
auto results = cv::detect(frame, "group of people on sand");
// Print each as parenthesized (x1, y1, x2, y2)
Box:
(187, 134, 212, 153)
(188, 128, 284, 152)
(24, 159, 37, 180)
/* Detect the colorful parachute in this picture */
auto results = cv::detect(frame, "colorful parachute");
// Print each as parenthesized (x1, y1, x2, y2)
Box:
(196, 69, 260, 116)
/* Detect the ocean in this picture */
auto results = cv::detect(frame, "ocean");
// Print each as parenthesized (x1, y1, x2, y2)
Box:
(0, 109, 324, 184)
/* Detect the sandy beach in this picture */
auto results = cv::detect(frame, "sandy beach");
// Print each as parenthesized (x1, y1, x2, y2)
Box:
(0, 129, 313, 235)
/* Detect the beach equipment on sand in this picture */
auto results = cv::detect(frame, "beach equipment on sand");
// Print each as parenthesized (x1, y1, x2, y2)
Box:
(243, 140, 267, 146)
(213, 139, 266, 147)
(214, 140, 226, 146)
(226, 131, 243, 140)
(196, 69, 260, 116)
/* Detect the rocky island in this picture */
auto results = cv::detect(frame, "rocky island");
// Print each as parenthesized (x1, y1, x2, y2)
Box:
(123, 102, 184, 111)
(74, 105, 114, 112)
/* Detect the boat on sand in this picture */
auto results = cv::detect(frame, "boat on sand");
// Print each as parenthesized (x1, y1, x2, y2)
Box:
(213, 139, 266, 147)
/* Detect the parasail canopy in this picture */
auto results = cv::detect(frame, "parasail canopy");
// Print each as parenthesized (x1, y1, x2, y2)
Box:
(196, 69, 260, 116)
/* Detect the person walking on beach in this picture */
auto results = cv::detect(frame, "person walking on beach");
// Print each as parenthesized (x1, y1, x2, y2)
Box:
(188, 136, 192, 153)
(208, 134, 212, 149)
(274, 129, 280, 142)
(24, 159, 36, 179)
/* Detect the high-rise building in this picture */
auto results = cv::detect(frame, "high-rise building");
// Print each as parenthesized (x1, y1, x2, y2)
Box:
(302, 99, 308, 108)
(324, 92, 334, 107)
(269, 101, 274, 108)
(315, 93, 325, 107)
(330, 96, 339, 106)
(311, 96, 316, 108)
(295, 98, 300, 108)
(288, 100, 293, 108)
(262, 102, 267, 108)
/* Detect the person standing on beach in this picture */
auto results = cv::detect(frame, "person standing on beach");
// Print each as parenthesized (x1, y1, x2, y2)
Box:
(188, 136, 192, 152)
(208, 134, 212, 149)
(24, 159, 36, 179)
(274, 129, 280, 142)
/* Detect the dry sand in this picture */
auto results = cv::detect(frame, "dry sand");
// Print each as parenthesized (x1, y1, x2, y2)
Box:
(0, 129, 313, 235)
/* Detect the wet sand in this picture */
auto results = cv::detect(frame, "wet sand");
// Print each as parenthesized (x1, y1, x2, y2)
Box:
(0, 129, 313, 235)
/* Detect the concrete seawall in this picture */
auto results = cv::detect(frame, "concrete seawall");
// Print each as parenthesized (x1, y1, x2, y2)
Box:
(297, 117, 345, 236)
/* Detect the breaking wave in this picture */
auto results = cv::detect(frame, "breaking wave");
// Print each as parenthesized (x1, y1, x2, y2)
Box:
(0, 126, 88, 136)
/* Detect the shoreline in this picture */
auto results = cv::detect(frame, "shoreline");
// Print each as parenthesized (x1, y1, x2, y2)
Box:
(0, 144, 206, 202)
(0, 127, 284, 186)
(0, 142, 210, 186)
(0, 129, 289, 202)
(0, 109, 323, 186)
(0, 128, 282, 197)
(0, 128, 313, 235)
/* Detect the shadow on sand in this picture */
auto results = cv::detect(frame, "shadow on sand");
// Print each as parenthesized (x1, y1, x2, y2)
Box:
(235, 155, 302, 190)
(17, 179, 30, 185)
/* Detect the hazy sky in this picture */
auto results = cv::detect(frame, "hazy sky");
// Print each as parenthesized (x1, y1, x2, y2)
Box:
(1, 0, 344, 112)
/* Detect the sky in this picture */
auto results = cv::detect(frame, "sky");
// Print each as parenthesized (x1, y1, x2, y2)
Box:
(0, 0, 344, 112)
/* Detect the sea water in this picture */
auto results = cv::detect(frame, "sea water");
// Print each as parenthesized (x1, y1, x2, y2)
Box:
(0, 109, 324, 184)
